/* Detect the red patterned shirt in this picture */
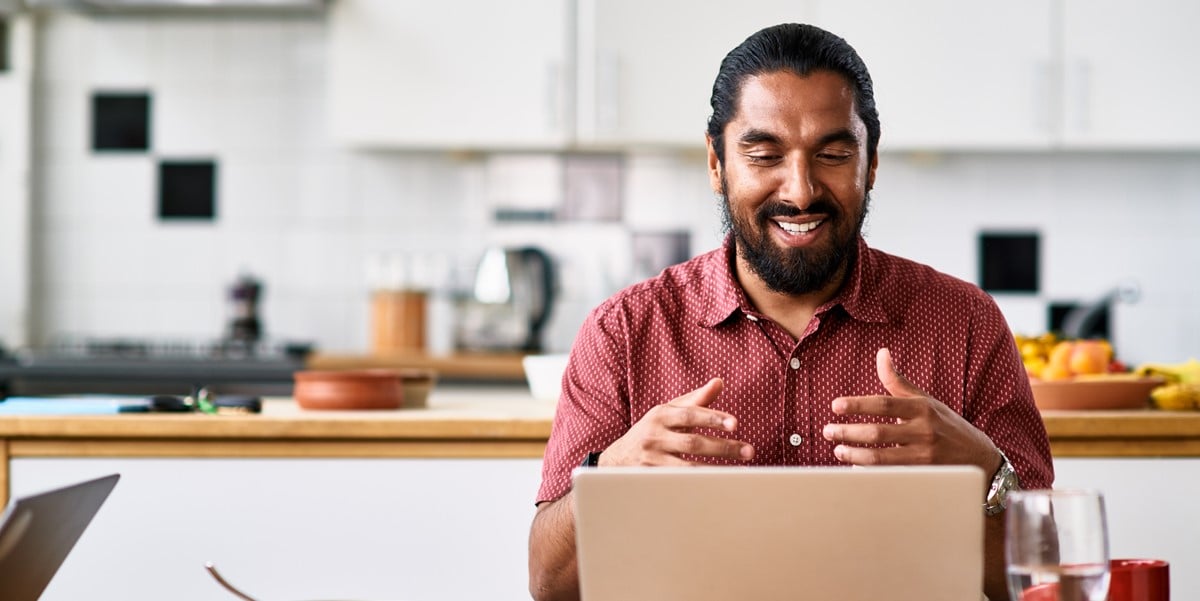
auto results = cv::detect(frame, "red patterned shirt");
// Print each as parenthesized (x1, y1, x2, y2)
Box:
(537, 235, 1054, 502)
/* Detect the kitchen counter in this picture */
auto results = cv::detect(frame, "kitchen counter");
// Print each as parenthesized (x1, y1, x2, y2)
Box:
(3, 388, 1200, 505)
(305, 351, 529, 382)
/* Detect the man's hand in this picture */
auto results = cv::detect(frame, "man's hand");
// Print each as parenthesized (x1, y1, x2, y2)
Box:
(599, 378, 755, 466)
(821, 348, 999, 474)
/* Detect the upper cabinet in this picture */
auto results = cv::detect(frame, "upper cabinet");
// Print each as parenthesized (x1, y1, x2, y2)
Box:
(573, 0, 815, 148)
(1059, 0, 1200, 148)
(810, 1, 1056, 151)
(327, 0, 571, 149)
(327, 0, 1200, 151)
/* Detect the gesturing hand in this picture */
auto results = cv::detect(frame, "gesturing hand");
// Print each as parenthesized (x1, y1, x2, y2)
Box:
(821, 348, 999, 474)
(599, 378, 755, 467)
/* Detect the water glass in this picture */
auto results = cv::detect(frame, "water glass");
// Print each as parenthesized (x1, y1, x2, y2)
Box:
(1006, 489, 1110, 601)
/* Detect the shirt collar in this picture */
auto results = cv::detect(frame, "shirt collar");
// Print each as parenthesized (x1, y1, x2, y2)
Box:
(699, 234, 891, 328)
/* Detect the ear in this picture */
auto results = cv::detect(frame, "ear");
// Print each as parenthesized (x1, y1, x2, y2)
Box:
(866, 150, 879, 191)
(705, 133, 723, 194)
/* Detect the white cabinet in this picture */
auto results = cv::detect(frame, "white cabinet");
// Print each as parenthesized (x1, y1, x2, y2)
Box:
(327, 0, 1200, 151)
(1060, 0, 1200, 148)
(328, 0, 571, 149)
(810, 1, 1056, 151)
(574, 0, 816, 148)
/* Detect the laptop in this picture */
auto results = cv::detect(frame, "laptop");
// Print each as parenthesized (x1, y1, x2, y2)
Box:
(0, 473, 120, 601)
(573, 466, 984, 601)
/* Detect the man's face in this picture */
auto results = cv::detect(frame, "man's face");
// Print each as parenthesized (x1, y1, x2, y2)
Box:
(708, 69, 878, 296)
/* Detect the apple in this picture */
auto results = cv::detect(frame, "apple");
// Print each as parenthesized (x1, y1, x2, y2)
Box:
(1068, 340, 1112, 376)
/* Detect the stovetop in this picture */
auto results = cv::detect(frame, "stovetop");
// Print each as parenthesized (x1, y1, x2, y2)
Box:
(0, 337, 314, 397)
(9, 337, 313, 366)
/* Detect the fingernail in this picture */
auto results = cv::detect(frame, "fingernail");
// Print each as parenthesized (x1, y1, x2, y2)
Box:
(831, 398, 845, 413)
(833, 445, 845, 461)
(740, 445, 754, 460)
(723, 417, 736, 430)
(822, 424, 835, 440)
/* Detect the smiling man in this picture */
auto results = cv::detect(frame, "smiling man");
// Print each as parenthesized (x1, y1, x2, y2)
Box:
(528, 23, 1053, 601)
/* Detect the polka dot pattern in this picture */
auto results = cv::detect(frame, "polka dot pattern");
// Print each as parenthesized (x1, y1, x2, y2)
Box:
(536, 235, 1055, 503)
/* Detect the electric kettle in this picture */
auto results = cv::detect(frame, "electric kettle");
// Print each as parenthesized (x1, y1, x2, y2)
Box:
(456, 246, 556, 352)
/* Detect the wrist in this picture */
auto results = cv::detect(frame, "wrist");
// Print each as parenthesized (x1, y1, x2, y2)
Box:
(983, 448, 1020, 516)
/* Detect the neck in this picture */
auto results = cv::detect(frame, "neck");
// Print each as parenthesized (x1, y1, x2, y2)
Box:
(734, 250, 850, 340)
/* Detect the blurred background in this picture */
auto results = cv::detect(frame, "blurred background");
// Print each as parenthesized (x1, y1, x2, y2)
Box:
(0, 0, 1197, 371)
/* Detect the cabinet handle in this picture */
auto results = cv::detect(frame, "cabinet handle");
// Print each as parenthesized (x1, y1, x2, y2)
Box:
(1032, 59, 1056, 136)
(1066, 58, 1092, 135)
(546, 60, 564, 135)
(596, 50, 620, 136)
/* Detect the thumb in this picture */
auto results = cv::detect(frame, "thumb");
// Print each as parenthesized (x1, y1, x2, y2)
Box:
(876, 348, 921, 398)
(674, 377, 724, 407)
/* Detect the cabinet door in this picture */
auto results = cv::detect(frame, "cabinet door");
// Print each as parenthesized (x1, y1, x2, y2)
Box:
(576, 0, 817, 149)
(328, 0, 570, 149)
(1061, 0, 1200, 148)
(811, 0, 1056, 151)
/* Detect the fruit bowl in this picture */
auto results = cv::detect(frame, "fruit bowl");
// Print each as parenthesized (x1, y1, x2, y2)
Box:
(1029, 376, 1165, 411)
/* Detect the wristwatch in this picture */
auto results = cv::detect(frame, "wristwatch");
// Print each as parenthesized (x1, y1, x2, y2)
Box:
(983, 448, 1020, 516)
(580, 451, 603, 468)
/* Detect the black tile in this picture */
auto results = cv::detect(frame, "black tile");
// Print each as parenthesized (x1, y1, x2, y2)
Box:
(978, 231, 1039, 293)
(0, 19, 10, 72)
(158, 160, 216, 220)
(92, 92, 151, 151)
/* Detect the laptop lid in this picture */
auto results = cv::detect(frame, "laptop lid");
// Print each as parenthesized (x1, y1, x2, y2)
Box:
(573, 466, 983, 601)
(0, 473, 120, 601)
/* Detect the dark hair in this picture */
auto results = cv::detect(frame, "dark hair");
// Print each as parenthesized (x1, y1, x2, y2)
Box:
(707, 23, 880, 166)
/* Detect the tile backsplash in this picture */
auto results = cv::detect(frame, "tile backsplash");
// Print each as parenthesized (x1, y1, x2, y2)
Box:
(24, 11, 1200, 365)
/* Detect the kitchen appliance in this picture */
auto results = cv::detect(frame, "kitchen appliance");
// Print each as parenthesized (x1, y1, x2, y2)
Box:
(0, 337, 312, 398)
(456, 247, 556, 352)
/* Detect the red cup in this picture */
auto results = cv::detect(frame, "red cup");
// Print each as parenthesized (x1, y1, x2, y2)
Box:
(1108, 558, 1169, 601)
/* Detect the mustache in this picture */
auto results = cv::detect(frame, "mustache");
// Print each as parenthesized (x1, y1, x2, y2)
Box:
(756, 199, 840, 221)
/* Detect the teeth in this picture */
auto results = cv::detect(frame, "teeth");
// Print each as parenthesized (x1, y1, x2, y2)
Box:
(777, 220, 823, 234)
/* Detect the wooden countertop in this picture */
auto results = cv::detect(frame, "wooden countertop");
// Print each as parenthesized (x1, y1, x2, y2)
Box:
(3, 391, 1199, 455)
(305, 351, 529, 382)
(3, 391, 1200, 505)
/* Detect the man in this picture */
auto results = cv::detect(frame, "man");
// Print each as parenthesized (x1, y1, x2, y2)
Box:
(528, 23, 1053, 601)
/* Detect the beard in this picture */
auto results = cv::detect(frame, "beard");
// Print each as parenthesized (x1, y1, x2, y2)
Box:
(719, 173, 869, 296)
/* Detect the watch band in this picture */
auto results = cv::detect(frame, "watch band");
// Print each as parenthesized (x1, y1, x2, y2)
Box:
(580, 451, 602, 468)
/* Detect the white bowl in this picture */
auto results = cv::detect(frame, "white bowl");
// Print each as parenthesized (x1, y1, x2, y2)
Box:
(522, 354, 569, 402)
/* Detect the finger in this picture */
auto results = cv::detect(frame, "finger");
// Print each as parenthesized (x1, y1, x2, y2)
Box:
(831, 444, 918, 466)
(663, 432, 755, 461)
(822, 421, 906, 446)
(665, 379, 737, 431)
(830, 394, 923, 420)
(672, 378, 724, 408)
(876, 348, 923, 398)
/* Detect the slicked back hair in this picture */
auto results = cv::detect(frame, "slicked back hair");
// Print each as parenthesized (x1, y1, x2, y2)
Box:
(707, 23, 881, 166)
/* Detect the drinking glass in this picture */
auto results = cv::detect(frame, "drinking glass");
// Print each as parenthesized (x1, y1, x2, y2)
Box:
(1006, 489, 1110, 601)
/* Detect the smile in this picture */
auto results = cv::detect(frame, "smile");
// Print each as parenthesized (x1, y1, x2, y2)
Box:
(775, 219, 823, 234)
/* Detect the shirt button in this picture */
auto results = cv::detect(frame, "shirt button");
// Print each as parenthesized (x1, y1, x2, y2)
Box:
(746, 314, 759, 322)
(789, 357, 800, 370)
(789, 433, 803, 446)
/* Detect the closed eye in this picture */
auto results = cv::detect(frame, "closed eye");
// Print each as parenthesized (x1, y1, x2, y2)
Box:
(744, 153, 782, 165)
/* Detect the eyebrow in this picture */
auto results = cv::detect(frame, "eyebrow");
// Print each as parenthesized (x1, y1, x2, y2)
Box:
(736, 127, 862, 148)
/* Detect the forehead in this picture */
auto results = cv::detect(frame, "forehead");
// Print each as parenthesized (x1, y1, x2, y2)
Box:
(728, 70, 864, 139)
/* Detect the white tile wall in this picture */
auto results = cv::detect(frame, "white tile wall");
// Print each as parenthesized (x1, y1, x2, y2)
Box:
(24, 11, 1200, 366)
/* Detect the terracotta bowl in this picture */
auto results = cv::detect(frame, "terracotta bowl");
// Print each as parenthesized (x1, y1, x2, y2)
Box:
(398, 368, 437, 409)
(293, 369, 403, 410)
(1029, 377, 1164, 411)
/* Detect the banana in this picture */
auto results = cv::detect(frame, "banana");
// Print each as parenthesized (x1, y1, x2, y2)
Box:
(1135, 358, 1200, 385)
(1150, 382, 1200, 411)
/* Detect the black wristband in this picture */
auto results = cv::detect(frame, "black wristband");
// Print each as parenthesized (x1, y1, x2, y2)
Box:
(580, 451, 602, 468)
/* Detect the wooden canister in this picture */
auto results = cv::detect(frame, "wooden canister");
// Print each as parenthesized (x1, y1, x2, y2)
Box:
(370, 290, 427, 353)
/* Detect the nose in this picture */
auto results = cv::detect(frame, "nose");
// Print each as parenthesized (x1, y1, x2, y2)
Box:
(779, 157, 822, 208)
